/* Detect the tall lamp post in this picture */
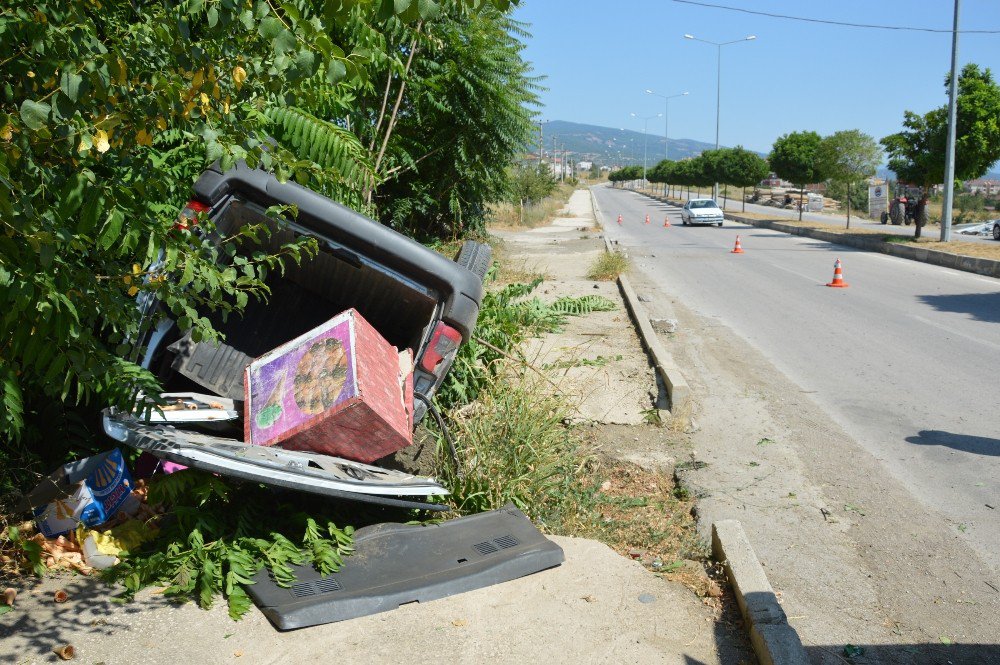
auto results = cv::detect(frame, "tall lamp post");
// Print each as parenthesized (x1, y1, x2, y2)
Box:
(683, 33, 756, 199)
(630, 112, 662, 186)
(644, 89, 689, 161)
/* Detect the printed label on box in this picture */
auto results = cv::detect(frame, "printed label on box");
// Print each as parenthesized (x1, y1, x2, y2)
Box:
(247, 315, 357, 447)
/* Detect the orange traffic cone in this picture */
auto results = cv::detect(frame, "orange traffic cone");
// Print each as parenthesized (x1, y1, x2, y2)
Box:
(731, 235, 745, 253)
(826, 258, 849, 287)
(617, 214, 623, 225)
(663, 216, 671, 228)
(644, 214, 650, 225)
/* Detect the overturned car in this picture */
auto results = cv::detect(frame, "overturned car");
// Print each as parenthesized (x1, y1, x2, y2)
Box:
(103, 162, 492, 510)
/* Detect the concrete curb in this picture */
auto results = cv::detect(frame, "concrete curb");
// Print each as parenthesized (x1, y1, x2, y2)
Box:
(712, 520, 810, 665)
(589, 187, 691, 414)
(617, 275, 691, 414)
(632, 189, 1000, 279)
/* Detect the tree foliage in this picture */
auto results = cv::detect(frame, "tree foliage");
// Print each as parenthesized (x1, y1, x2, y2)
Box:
(881, 63, 1000, 237)
(0, 0, 520, 445)
(313, 5, 540, 238)
(608, 165, 642, 186)
(508, 164, 556, 205)
(713, 147, 769, 211)
(818, 130, 881, 227)
(769, 131, 825, 220)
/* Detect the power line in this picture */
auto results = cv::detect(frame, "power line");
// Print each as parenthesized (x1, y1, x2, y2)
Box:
(670, 0, 1000, 34)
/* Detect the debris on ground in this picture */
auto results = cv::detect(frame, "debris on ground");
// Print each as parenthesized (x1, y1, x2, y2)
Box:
(24, 448, 136, 539)
(52, 644, 75, 660)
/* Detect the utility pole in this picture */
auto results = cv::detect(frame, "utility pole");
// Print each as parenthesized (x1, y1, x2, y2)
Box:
(684, 34, 756, 200)
(538, 121, 543, 169)
(630, 112, 661, 186)
(940, 0, 961, 242)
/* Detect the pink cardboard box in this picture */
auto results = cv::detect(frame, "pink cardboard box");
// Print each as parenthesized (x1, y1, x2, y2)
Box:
(244, 309, 413, 463)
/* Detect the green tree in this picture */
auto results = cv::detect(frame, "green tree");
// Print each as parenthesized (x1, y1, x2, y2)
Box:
(769, 131, 826, 220)
(670, 159, 696, 200)
(508, 164, 556, 205)
(647, 159, 669, 196)
(689, 153, 718, 199)
(714, 147, 770, 213)
(319, 6, 539, 239)
(818, 130, 881, 228)
(608, 165, 642, 188)
(881, 63, 1000, 238)
(825, 178, 870, 218)
(0, 0, 510, 445)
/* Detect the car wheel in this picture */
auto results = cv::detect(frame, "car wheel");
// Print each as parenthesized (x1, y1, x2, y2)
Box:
(717, 222, 723, 227)
(455, 240, 492, 283)
(993, 224, 1000, 241)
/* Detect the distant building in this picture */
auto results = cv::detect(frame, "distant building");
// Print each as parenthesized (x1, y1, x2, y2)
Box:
(965, 178, 1000, 196)
(759, 173, 789, 187)
(576, 161, 593, 171)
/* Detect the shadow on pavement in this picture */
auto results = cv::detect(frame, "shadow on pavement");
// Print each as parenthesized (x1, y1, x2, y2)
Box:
(805, 643, 1000, 664)
(917, 292, 1000, 324)
(905, 430, 1000, 457)
(0, 574, 180, 661)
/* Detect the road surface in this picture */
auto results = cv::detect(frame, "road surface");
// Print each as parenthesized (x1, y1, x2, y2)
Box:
(595, 184, 1000, 573)
(634, 184, 997, 243)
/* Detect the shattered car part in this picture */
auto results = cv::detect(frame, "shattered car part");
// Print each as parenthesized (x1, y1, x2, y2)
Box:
(102, 412, 448, 511)
(246, 504, 565, 630)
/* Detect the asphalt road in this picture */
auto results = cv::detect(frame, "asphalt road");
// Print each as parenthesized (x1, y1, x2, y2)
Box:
(594, 184, 1000, 573)
(641, 185, 997, 243)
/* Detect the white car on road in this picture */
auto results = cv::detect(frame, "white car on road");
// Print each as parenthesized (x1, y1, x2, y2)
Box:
(681, 198, 725, 226)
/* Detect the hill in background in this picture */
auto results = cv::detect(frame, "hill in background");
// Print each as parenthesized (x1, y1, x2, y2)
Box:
(532, 120, 738, 166)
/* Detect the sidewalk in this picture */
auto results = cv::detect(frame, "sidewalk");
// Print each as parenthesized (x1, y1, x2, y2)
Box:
(0, 189, 752, 665)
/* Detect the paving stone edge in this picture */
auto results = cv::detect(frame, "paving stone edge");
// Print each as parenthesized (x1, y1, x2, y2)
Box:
(588, 188, 691, 414)
(712, 520, 811, 665)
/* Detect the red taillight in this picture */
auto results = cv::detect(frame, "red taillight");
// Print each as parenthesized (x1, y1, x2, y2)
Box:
(173, 199, 209, 230)
(420, 322, 463, 373)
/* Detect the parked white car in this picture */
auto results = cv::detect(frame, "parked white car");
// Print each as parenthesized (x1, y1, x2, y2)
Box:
(681, 198, 724, 226)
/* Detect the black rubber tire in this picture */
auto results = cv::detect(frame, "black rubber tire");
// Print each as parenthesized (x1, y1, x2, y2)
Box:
(880, 211, 888, 225)
(717, 222, 723, 227)
(455, 240, 492, 284)
(993, 224, 1000, 241)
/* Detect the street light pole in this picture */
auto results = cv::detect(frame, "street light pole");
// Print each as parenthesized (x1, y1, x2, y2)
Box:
(684, 33, 756, 200)
(940, 0, 961, 242)
(630, 112, 662, 187)
(645, 90, 689, 162)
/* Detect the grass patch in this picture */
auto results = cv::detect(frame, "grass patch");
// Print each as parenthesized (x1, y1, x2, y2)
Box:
(489, 183, 578, 229)
(437, 372, 585, 526)
(586, 251, 628, 281)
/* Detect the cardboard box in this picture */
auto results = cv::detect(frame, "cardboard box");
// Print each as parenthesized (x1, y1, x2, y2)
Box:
(28, 449, 134, 538)
(244, 309, 413, 463)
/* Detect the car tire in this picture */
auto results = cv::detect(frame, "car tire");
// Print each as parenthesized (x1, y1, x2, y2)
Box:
(455, 240, 492, 283)
(880, 211, 888, 225)
(993, 224, 1000, 241)
(717, 222, 723, 227)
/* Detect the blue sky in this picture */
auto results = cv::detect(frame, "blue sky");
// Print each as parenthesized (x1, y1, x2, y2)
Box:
(511, 0, 1000, 155)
